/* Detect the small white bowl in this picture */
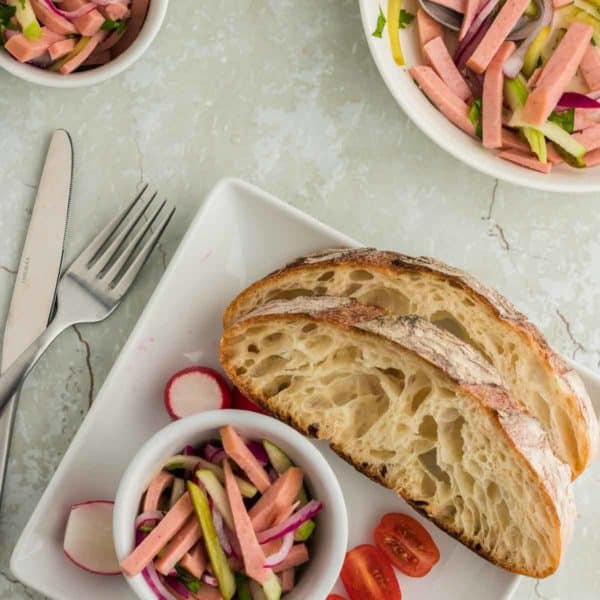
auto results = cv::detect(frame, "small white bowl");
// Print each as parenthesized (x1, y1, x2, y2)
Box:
(113, 410, 348, 600)
(0, 0, 169, 88)
(359, 0, 600, 193)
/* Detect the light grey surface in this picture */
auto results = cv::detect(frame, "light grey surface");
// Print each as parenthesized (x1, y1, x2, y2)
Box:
(0, 1, 598, 599)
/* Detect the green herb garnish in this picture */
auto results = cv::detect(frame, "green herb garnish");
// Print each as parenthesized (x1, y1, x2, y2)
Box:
(469, 98, 483, 138)
(101, 18, 127, 35)
(176, 565, 202, 594)
(548, 109, 575, 134)
(139, 524, 154, 533)
(0, 5, 16, 28)
(399, 9, 415, 29)
(372, 6, 386, 37)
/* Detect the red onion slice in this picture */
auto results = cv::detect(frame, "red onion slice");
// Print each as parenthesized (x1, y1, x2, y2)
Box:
(557, 92, 600, 109)
(142, 562, 177, 600)
(163, 577, 191, 599)
(42, 0, 97, 19)
(455, 0, 500, 66)
(257, 500, 323, 544)
(134, 510, 164, 530)
(202, 443, 226, 464)
(264, 532, 294, 567)
(503, 0, 552, 78)
(246, 441, 269, 466)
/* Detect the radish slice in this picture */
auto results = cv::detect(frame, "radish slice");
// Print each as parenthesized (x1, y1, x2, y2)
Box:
(63, 501, 120, 575)
(232, 387, 266, 414)
(164, 367, 232, 419)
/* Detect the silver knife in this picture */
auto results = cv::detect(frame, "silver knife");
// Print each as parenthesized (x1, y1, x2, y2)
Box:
(0, 130, 73, 503)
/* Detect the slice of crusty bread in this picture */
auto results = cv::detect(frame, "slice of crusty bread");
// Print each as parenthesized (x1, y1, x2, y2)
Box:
(223, 248, 599, 479)
(220, 297, 575, 578)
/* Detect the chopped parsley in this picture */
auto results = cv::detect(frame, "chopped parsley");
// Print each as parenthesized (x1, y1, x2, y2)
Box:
(101, 18, 127, 35)
(175, 567, 202, 594)
(0, 5, 16, 28)
(399, 9, 414, 29)
(372, 6, 386, 38)
(548, 109, 574, 134)
(469, 98, 483, 138)
(139, 524, 154, 533)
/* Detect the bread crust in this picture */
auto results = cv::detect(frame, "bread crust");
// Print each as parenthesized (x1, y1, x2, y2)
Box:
(220, 297, 575, 578)
(223, 247, 599, 478)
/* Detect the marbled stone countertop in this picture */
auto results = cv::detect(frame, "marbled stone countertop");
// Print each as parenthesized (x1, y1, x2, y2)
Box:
(0, 1, 598, 598)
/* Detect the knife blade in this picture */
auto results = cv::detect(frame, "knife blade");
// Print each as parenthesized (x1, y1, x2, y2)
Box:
(0, 129, 73, 503)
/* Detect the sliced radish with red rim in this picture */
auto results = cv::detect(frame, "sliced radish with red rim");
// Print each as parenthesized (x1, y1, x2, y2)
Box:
(63, 500, 120, 575)
(164, 367, 231, 419)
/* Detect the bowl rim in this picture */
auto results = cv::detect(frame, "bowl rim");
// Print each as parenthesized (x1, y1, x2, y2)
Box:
(0, 0, 169, 88)
(357, 0, 600, 193)
(113, 409, 349, 600)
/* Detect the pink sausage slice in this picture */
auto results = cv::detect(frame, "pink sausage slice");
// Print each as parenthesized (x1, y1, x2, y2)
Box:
(546, 143, 564, 164)
(580, 45, 600, 92)
(249, 467, 304, 532)
(280, 568, 295, 592)
(74, 9, 105, 36)
(416, 9, 444, 66)
(272, 544, 309, 573)
(528, 66, 542, 88)
(501, 128, 530, 152)
(120, 493, 193, 577)
(179, 543, 207, 579)
(59, 30, 107, 74)
(574, 109, 598, 132)
(410, 66, 475, 136)
(154, 516, 202, 576)
(483, 41, 516, 148)
(224, 459, 272, 585)
(112, 0, 150, 57)
(573, 123, 600, 150)
(467, 0, 529, 74)
(31, 0, 77, 35)
(5, 28, 63, 63)
(459, 0, 480, 41)
(584, 147, 600, 166)
(221, 425, 271, 493)
(101, 4, 130, 20)
(142, 471, 174, 512)
(522, 22, 593, 125)
(498, 149, 553, 173)
(48, 38, 76, 61)
(431, 0, 465, 13)
(424, 36, 471, 101)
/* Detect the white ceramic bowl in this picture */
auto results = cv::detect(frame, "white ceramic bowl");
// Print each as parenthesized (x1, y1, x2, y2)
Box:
(0, 0, 168, 88)
(359, 0, 600, 192)
(113, 409, 348, 600)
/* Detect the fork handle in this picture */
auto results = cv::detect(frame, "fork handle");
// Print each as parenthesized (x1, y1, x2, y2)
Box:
(0, 320, 66, 415)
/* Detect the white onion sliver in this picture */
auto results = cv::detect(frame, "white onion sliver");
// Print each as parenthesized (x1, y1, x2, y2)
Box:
(134, 510, 164, 529)
(212, 507, 232, 556)
(142, 562, 177, 600)
(264, 532, 294, 567)
(503, 0, 553, 78)
(202, 573, 219, 587)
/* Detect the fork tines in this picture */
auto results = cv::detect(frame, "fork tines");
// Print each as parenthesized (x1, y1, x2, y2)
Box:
(73, 184, 175, 295)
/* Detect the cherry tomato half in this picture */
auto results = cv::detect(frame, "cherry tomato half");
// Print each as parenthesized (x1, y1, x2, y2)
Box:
(374, 513, 440, 577)
(326, 595, 347, 600)
(232, 387, 266, 414)
(340, 544, 401, 600)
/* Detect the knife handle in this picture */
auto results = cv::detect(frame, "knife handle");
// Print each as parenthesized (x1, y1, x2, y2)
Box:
(0, 321, 65, 415)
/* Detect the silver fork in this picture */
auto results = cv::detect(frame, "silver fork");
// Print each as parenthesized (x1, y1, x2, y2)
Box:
(0, 185, 175, 414)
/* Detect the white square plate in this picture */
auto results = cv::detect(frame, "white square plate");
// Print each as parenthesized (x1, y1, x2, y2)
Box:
(11, 178, 599, 599)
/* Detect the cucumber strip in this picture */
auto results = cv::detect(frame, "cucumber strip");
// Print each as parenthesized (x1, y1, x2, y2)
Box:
(262, 439, 309, 506)
(187, 482, 236, 600)
(509, 110, 586, 159)
(8, 0, 40, 40)
(523, 26, 550, 77)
